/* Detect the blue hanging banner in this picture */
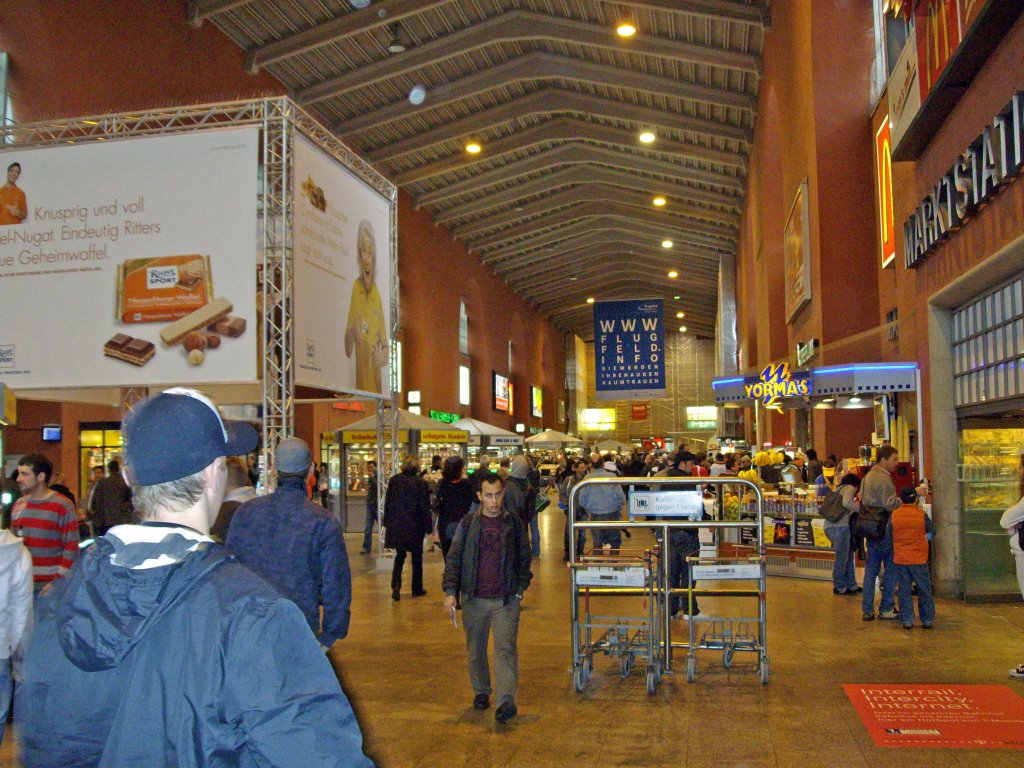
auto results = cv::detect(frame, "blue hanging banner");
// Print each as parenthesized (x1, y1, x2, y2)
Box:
(593, 299, 666, 401)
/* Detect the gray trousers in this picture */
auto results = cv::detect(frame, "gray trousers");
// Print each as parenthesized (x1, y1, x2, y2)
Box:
(461, 596, 521, 707)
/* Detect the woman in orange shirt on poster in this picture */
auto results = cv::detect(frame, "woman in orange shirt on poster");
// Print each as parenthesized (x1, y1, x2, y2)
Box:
(0, 162, 27, 226)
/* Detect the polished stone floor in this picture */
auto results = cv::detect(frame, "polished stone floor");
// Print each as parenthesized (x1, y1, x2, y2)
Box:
(4, 505, 1024, 766)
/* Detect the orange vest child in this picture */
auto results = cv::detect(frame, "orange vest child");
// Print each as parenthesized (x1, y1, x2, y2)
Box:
(890, 502, 931, 565)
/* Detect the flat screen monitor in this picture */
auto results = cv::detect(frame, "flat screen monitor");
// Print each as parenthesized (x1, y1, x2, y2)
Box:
(41, 425, 62, 442)
(493, 371, 510, 412)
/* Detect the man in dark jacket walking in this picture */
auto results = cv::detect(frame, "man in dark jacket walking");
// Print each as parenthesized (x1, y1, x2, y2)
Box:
(443, 472, 532, 724)
(17, 387, 372, 768)
(504, 455, 539, 557)
(384, 454, 431, 600)
(227, 437, 352, 647)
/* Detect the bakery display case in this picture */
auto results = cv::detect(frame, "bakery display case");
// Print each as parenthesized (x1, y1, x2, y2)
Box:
(959, 427, 1023, 599)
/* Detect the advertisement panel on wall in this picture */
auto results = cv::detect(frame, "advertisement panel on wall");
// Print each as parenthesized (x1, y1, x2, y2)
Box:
(530, 385, 542, 418)
(293, 135, 391, 396)
(915, 0, 962, 102)
(888, 32, 922, 152)
(0, 128, 258, 389)
(493, 371, 510, 413)
(783, 180, 811, 323)
(593, 299, 666, 401)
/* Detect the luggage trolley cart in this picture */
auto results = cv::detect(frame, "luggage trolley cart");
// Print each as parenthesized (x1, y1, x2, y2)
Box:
(570, 550, 664, 694)
(683, 556, 769, 684)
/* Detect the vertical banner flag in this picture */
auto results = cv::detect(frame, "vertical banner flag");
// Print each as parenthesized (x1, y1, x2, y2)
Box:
(593, 299, 665, 401)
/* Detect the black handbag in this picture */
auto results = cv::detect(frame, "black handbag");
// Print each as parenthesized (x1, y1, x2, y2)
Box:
(818, 490, 846, 524)
(852, 504, 890, 540)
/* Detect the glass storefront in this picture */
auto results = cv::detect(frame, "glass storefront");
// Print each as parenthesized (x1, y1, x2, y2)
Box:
(79, 422, 123, 504)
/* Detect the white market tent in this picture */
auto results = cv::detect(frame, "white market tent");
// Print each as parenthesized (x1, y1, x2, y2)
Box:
(340, 408, 456, 433)
(594, 439, 634, 453)
(453, 417, 523, 446)
(524, 428, 585, 446)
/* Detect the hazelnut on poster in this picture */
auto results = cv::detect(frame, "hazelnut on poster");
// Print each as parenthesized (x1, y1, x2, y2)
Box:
(207, 333, 222, 349)
(183, 330, 208, 352)
(188, 349, 205, 366)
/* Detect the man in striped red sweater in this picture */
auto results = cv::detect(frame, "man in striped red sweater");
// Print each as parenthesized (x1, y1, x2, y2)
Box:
(12, 454, 79, 592)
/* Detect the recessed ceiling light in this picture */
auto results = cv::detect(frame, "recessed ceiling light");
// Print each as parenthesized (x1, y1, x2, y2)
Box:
(408, 84, 427, 105)
(679, 326, 687, 333)
(639, 131, 656, 144)
(673, 295, 681, 300)
(661, 240, 673, 248)
(569, 276, 578, 281)
(667, 270, 678, 278)
(616, 23, 637, 37)
(676, 311, 685, 318)
(586, 297, 595, 304)
(465, 142, 482, 154)
(652, 196, 667, 207)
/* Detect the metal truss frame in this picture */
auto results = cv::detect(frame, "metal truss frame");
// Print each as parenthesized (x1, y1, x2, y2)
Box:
(1, 98, 399, 491)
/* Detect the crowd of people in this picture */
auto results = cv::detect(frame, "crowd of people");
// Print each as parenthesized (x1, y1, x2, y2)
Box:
(5, 407, 1024, 761)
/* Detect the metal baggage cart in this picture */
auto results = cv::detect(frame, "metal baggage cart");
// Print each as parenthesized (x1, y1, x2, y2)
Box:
(570, 476, 768, 690)
(683, 556, 769, 684)
(570, 549, 664, 694)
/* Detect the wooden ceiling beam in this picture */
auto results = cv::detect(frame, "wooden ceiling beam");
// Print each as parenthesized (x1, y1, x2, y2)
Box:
(244, 0, 445, 73)
(395, 116, 745, 185)
(467, 201, 735, 252)
(415, 142, 742, 208)
(370, 87, 750, 163)
(296, 9, 759, 102)
(336, 51, 756, 136)
(451, 182, 738, 241)
(432, 164, 741, 227)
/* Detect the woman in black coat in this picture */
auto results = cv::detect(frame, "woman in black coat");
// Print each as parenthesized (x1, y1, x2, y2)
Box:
(383, 454, 432, 601)
(434, 456, 474, 561)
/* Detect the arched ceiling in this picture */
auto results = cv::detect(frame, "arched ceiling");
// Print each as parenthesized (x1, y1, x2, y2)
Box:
(190, 0, 768, 340)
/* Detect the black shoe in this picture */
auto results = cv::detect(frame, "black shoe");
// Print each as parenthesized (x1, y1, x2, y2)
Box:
(848, 586, 863, 593)
(391, 589, 400, 602)
(473, 694, 489, 710)
(833, 588, 847, 595)
(412, 589, 427, 597)
(495, 701, 517, 723)
(862, 612, 875, 621)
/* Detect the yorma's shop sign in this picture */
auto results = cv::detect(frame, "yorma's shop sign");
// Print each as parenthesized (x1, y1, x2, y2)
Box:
(744, 363, 810, 413)
(904, 92, 1024, 269)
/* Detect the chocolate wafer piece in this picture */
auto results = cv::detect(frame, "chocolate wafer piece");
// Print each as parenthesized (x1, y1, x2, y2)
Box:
(175, 271, 201, 290)
(104, 333, 155, 366)
(207, 316, 246, 338)
(160, 297, 233, 346)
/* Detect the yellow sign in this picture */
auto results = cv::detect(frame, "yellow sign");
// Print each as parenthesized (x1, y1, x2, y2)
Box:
(343, 430, 409, 444)
(0, 383, 15, 426)
(420, 429, 468, 443)
(581, 408, 616, 430)
(743, 363, 810, 413)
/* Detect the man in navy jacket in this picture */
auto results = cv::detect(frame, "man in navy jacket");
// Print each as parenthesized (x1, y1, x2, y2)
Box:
(227, 437, 351, 647)
(17, 388, 372, 767)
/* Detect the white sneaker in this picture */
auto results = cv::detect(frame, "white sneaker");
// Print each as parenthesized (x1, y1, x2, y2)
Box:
(1010, 664, 1024, 679)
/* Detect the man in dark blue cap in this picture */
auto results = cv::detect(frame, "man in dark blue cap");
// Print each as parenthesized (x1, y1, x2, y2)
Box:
(17, 388, 373, 768)
(227, 436, 352, 649)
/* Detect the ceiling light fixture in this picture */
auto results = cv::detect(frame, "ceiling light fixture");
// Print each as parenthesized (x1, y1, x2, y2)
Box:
(673, 295, 680, 300)
(387, 24, 407, 54)
(676, 311, 685, 319)
(667, 270, 678, 279)
(661, 240, 673, 248)
(679, 325, 688, 333)
(639, 131, 656, 144)
(616, 23, 637, 37)
(465, 142, 482, 154)
(586, 297, 595, 304)
(652, 196, 666, 207)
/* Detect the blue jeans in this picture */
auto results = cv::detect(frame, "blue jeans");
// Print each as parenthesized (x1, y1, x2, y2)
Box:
(589, 512, 622, 551)
(669, 531, 700, 616)
(896, 563, 935, 625)
(825, 525, 858, 592)
(862, 535, 896, 615)
(0, 658, 10, 748)
(529, 515, 541, 558)
(361, 505, 378, 552)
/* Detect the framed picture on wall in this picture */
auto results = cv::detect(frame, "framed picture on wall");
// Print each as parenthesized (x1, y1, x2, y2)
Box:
(784, 179, 811, 323)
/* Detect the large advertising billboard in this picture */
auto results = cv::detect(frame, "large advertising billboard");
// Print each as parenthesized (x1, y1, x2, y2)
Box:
(0, 128, 258, 389)
(593, 299, 666, 401)
(293, 135, 391, 396)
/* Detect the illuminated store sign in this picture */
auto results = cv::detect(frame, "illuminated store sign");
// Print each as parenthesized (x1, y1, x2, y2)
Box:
(743, 363, 810, 413)
(581, 408, 616, 431)
(875, 117, 896, 269)
(429, 410, 460, 424)
(903, 92, 1024, 268)
(686, 406, 717, 431)
(915, 0, 963, 101)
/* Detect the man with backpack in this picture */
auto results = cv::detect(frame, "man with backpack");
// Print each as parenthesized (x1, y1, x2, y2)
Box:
(857, 446, 902, 621)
